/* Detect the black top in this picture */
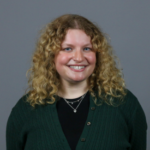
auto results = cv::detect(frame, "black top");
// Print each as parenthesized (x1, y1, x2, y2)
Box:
(56, 91, 90, 150)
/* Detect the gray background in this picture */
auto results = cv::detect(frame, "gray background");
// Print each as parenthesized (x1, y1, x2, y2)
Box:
(0, 0, 149, 149)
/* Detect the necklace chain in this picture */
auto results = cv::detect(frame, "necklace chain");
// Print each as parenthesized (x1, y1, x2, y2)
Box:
(65, 96, 82, 104)
(62, 91, 88, 113)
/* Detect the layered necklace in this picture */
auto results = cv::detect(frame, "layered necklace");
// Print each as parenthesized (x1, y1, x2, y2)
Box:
(62, 91, 88, 113)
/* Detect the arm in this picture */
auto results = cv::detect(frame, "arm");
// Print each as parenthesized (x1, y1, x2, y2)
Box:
(129, 100, 147, 150)
(6, 110, 22, 150)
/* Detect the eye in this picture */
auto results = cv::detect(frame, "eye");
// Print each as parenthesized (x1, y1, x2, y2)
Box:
(84, 47, 91, 51)
(63, 47, 72, 51)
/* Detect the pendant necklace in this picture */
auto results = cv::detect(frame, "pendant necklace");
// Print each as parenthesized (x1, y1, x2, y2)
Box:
(62, 91, 88, 113)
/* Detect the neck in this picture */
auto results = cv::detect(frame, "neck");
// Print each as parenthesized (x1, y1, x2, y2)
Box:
(57, 79, 89, 99)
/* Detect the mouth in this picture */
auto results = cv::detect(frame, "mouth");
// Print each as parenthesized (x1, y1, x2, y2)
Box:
(68, 66, 87, 71)
(69, 66, 86, 69)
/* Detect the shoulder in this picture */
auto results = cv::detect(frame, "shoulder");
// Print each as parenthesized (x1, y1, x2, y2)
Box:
(7, 94, 35, 128)
(118, 90, 147, 128)
(6, 94, 34, 136)
(8, 93, 55, 124)
(96, 89, 147, 127)
(120, 89, 143, 113)
(11, 93, 34, 116)
(123, 89, 139, 105)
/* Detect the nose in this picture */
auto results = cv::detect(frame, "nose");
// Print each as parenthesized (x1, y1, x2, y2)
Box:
(73, 49, 84, 62)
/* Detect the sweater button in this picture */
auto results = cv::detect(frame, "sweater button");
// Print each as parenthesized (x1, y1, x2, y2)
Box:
(91, 107, 95, 110)
(81, 138, 86, 142)
(87, 122, 91, 125)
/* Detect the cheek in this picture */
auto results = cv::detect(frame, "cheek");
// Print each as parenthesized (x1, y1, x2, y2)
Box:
(86, 53, 96, 64)
(54, 53, 70, 67)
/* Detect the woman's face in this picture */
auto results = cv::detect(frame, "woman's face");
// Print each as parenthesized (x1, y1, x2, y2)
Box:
(54, 29, 96, 84)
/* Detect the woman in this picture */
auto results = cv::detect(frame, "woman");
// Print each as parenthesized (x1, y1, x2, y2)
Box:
(6, 14, 147, 150)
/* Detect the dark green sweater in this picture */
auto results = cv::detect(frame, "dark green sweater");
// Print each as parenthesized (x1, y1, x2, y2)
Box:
(6, 90, 147, 150)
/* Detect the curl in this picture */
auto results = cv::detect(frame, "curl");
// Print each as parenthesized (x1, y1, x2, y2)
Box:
(25, 14, 126, 107)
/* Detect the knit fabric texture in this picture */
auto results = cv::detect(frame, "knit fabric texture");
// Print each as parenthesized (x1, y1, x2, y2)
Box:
(6, 90, 147, 150)
(56, 91, 90, 150)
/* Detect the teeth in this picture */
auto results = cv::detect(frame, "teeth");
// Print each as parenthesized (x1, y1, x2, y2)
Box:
(70, 66, 85, 70)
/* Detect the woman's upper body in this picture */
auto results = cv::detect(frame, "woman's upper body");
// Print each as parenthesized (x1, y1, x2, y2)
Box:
(6, 14, 148, 149)
(6, 90, 147, 150)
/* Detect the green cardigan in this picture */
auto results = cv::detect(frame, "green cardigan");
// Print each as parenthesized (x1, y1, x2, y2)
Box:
(6, 90, 147, 150)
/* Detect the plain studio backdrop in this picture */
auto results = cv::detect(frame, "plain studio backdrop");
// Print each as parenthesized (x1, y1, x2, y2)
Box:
(0, 0, 149, 149)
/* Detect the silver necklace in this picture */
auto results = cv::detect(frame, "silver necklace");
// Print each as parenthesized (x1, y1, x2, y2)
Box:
(62, 91, 88, 113)
(65, 98, 81, 104)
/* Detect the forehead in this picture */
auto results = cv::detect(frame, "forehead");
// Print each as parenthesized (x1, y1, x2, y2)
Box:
(62, 29, 92, 45)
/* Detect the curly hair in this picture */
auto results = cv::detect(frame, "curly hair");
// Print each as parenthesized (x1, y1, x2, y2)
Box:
(26, 14, 126, 107)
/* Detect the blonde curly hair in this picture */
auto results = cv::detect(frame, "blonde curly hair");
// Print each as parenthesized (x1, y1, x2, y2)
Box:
(26, 14, 126, 107)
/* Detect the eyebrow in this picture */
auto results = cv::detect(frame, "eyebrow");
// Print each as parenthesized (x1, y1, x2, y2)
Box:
(61, 43, 92, 47)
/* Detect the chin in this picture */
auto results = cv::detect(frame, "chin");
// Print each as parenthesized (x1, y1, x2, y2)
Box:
(69, 78, 87, 83)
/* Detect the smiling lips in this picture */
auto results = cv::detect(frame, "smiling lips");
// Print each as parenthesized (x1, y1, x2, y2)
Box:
(69, 66, 85, 69)
(68, 65, 87, 72)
